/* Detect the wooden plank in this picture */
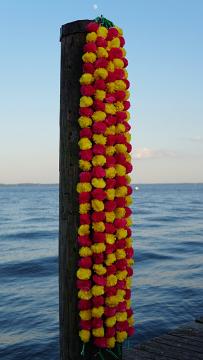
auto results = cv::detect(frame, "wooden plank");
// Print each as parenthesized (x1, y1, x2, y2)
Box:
(124, 319, 203, 360)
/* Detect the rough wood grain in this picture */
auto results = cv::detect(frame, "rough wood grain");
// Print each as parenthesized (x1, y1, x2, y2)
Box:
(59, 19, 90, 360)
(124, 319, 203, 360)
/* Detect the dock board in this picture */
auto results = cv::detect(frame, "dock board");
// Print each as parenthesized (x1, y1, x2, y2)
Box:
(124, 317, 203, 360)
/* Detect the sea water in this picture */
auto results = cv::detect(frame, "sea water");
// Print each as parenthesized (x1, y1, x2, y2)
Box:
(0, 184, 203, 359)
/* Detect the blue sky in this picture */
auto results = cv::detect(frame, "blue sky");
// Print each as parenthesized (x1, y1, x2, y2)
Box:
(0, 0, 202, 183)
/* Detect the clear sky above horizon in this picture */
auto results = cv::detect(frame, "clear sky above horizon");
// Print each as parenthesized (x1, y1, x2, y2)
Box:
(0, 0, 203, 184)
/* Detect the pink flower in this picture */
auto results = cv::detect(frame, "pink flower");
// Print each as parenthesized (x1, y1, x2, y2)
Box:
(94, 79, 106, 90)
(92, 167, 106, 179)
(93, 253, 104, 264)
(86, 21, 99, 32)
(92, 318, 103, 328)
(78, 299, 91, 310)
(92, 144, 106, 155)
(92, 121, 107, 134)
(92, 295, 104, 307)
(78, 256, 92, 269)
(92, 211, 105, 222)
(80, 84, 95, 96)
(84, 42, 97, 53)
(80, 319, 92, 330)
(94, 338, 107, 348)
(80, 128, 92, 139)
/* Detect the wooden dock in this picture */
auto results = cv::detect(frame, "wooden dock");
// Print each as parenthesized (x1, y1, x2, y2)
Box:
(124, 317, 203, 360)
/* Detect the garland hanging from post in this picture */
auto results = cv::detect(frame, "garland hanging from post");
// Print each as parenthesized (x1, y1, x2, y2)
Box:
(76, 17, 135, 355)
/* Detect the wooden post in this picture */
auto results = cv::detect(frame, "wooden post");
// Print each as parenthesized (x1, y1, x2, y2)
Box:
(59, 20, 90, 360)
(59, 19, 122, 360)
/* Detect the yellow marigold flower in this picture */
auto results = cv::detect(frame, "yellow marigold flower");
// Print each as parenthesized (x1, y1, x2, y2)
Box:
(92, 178, 106, 189)
(106, 188, 115, 200)
(106, 167, 116, 179)
(95, 90, 106, 101)
(126, 174, 131, 184)
(106, 274, 117, 287)
(116, 123, 125, 134)
(92, 327, 104, 337)
(105, 125, 116, 136)
(78, 137, 92, 150)
(128, 315, 135, 326)
(117, 270, 128, 281)
(126, 299, 131, 309)
(94, 67, 108, 80)
(122, 48, 127, 57)
(116, 164, 126, 176)
(126, 237, 133, 247)
(79, 309, 92, 320)
(105, 253, 116, 265)
(105, 295, 119, 307)
(77, 268, 91, 280)
(105, 211, 116, 223)
(97, 26, 108, 38)
(126, 195, 133, 205)
(80, 73, 94, 85)
(115, 101, 124, 111)
(116, 331, 128, 343)
(79, 329, 91, 343)
(78, 224, 90, 236)
(92, 199, 104, 212)
(126, 277, 132, 289)
(125, 90, 130, 100)
(107, 337, 116, 348)
(127, 258, 134, 266)
(79, 246, 92, 257)
(115, 207, 126, 219)
(91, 243, 106, 254)
(114, 80, 126, 91)
(92, 221, 105, 232)
(117, 289, 126, 299)
(107, 61, 115, 72)
(106, 233, 116, 244)
(125, 153, 131, 162)
(97, 46, 108, 58)
(105, 316, 116, 327)
(106, 82, 115, 93)
(93, 134, 107, 145)
(125, 132, 131, 142)
(105, 103, 116, 115)
(79, 203, 91, 215)
(92, 155, 106, 167)
(92, 306, 104, 318)
(80, 96, 93, 108)
(78, 290, 92, 301)
(77, 182, 92, 193)
(82, 52, 97, 63)
(105, 146, 115, 156)
(123, 69, 128, 79)
(116, 312, 127, 322)
(92, 285, 104, 296)
(116, 228, 128, 240)
(115, 144, 127, 154)
(126, 111, 130, 121)
(116, 249, 126, 260)
(115, 186, 128, 197)
(126, 217, 133, 226)
(78, 116, 92, 128)
(113, 58, 124, 68)
(79, 160, 91, 171)
(92, 111, 106, 122)
(110, 37, 120, 48)
(86, 32, 97, 42)
(93, 264, 106, 275)
(115, 26, 123, 35)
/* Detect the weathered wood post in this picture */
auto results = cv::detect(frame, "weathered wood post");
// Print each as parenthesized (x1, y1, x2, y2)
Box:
(59, 19, 123, 360)
(59, 20, 90, 360)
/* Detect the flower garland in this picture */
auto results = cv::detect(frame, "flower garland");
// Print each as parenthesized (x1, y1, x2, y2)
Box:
(76, 18, 134, 354)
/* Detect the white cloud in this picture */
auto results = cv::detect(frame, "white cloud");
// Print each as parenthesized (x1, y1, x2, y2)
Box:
(93, 4, 98, 10)
(188, 136, 203, 143)
(136, 147, 176, 160)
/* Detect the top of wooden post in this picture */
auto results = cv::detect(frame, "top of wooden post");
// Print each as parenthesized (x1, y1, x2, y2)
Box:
(60, 20, 92, 41)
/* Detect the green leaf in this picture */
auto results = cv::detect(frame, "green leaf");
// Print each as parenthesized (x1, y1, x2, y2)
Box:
(106, 349, 121, 359)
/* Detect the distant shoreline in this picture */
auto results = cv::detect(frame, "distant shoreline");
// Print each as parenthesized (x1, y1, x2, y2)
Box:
(0, 183, 203, 186)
